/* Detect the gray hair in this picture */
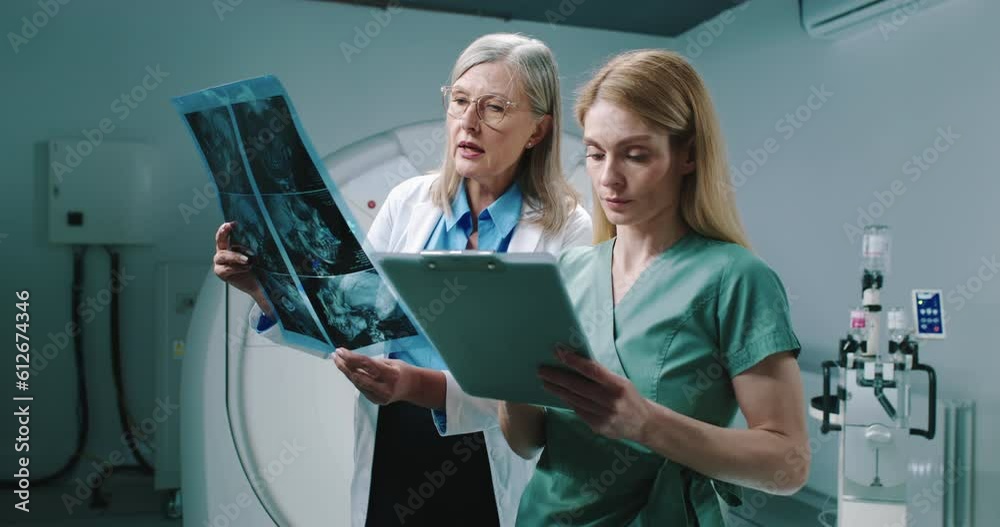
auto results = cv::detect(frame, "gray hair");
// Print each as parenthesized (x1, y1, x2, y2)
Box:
(431, 33, 579, 235)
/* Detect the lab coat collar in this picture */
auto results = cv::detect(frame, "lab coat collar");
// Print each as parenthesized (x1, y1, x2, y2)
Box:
(507, 202, 543, 252)
(402, 201, 442, 253)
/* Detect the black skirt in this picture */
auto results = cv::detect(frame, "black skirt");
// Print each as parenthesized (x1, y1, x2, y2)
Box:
(365, 400, 500, 527)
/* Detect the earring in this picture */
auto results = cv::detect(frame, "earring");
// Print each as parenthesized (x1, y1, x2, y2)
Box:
(526, 142, 533, 148)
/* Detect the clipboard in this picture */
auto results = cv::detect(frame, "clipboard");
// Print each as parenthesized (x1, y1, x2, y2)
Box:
(373, 251, 593, 409)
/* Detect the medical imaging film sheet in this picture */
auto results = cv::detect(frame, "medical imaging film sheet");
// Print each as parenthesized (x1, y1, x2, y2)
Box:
(173, 75, 421, 357)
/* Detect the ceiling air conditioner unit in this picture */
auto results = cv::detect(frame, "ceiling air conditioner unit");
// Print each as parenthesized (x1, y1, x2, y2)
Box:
(800, 0, 951, 38)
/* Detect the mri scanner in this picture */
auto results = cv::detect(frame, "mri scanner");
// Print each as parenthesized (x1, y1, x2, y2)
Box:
(180, 120, 593, 527)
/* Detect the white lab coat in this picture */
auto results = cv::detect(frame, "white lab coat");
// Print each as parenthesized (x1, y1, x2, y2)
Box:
(248, 174, 592, 527)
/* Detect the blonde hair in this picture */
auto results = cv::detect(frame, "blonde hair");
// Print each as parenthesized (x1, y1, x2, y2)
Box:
(431, 33, 579, 235)
(574, 49, 750, 248)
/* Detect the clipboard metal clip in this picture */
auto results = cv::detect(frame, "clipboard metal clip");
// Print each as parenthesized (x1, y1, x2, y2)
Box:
(417, 250, 501, 271)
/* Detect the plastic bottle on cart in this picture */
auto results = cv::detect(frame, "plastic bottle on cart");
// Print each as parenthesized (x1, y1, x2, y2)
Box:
(887, 307, 907, 345)
(849, 307, 869, 349)
(887, 307, 909, 364)
(862, 225, 891, 274)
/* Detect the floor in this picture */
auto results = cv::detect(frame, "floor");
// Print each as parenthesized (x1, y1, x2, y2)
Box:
(2, 473, 833, 526)
(0, 473, 179, 526)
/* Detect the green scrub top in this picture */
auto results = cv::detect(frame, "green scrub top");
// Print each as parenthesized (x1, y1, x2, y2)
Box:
(516, 232, 801, 526)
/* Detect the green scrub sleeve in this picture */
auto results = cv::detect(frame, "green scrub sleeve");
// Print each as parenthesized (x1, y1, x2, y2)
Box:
(716, 254, 802, 377)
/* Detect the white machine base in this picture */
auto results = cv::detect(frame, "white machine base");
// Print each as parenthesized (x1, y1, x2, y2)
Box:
(840, 499, 906, 527)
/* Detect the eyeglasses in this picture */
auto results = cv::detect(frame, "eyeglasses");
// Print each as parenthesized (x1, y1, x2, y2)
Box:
(441, 86, 518, 127)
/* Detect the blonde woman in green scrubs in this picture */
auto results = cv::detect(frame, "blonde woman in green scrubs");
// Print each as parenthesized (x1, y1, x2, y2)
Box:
(500, 49, 811, 526)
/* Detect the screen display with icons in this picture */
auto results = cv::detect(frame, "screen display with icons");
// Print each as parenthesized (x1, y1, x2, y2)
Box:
(913, 289, 946, 338)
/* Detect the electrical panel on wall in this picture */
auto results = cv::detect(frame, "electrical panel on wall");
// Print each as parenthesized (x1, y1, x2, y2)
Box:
(48, 139, 155, 245)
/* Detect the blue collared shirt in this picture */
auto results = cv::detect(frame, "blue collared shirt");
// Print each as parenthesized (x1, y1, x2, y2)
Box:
(423, 178, 523, 257)
(257, 179, 523, 429)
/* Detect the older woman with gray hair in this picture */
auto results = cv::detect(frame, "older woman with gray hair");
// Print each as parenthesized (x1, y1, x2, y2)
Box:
(213, 33, 591, 526)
